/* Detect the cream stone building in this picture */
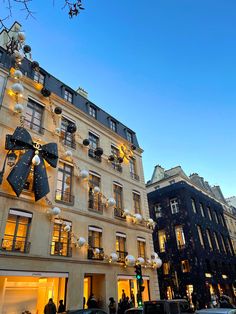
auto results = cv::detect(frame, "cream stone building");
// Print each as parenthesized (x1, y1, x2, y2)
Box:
(0, 23, 160, 314)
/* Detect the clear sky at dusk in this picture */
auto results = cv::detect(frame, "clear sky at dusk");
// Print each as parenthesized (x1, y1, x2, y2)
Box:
(2, 0, 236, 197)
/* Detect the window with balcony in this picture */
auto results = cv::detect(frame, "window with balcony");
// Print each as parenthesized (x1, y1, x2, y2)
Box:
(89, 105, 97, 119)
(191, 198, 197, 213)
(126, 130, 133, 143)
(197, 225, 205, 248)
(199, 203, 205, 217)
(154, 203, 162, 219)
(56, 162, 74, 204)
(116, 232, 127, 262)
(133, 192, 141, 214)
(88, 226, 103, 260)
(206, 229, 213, 250)
(33, 71, 45, 85)
(64, 89, 73, 103)
(1, 209, 31, 253)
(25, 99, 44, 133)
(114, 184, 123, 218)
(110, 119, 117, 132)
(213, 232, 220, 251)
(207, 207, 213, 221)
(129, 158, 139, 180)
(61, 117, 76, 148)
(163, 262, 170, 275)
(181, 260, 190, 273)
(137, 237, 146, 259)
(110, 146, 122, 172)
(88, 132, 101, 161)
(51, 219, 72, 257)
(170, 198, 179, 214)
(88, 173, 102, 212)
(175, 225, 186, 249)
(158, 230, 167, 253)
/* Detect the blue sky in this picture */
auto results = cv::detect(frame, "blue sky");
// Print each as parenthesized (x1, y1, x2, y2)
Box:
(3, 0, 236, 197)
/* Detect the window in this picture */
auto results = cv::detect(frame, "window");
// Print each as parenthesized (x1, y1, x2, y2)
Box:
(191, 198, 197, 213)
(137, 238, 146, 258)
(61, 117, 76, 148)
(126, 130, 133, 143)
(25, 99, 44, 133)
(133, 192, 141, 214)
(1, 209, 31, 253)
(88, 226, 103, 260)
(33, 71, 45, 85)
(56, 162, 73, 204)
(158, 230, 166, 253)
(130, 158, 139, 180)
(89, 105, 97, 118)
(199, 203, 205, 217)
(181, 260, 190, 273)
(170, 198, 179, 214)
(64, 89, 73, 103)
(220, 234, 227, 253)
(114, 184, 123, 218)
(207, 207, 212, 221)
(110, 119, 117, 132)
(88, 132, 101, 161)
(214, 211, 219, 224)
(51, 219, 72, 257)
(175, 226, 186, 249)
(220, 214, 226, 227)
(213, 232, 220, 251)
(154, 203, 162, 219)
(206, 229, 213, 250)
(88, 173, 102, 212)
(227, 237, 234, 255)
(111, 146, 122, 172)
(116, 232, 127, 261)
(163, 262, 170, 275)
(197, 225, 205, 248)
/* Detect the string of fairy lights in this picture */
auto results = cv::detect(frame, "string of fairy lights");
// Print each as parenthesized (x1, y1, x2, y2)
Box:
(2, 27, 162, 269)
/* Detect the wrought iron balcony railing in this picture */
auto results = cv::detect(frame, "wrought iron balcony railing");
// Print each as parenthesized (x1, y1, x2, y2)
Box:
(24, 118, 45, 134)
(50, 241, 72, 257)
(1, 238, 31, 253)
(116, 250, 128, 262)
(88, 198, 104, 213)
(130, 172, 140, 181)
(60, 132, 76, 149)
(55, 189, 74, 205)
(114, 207, 126, 219)
(88, 149, 102, 162)
(87, 247, 104, 260)
(111, 162, 122, 173)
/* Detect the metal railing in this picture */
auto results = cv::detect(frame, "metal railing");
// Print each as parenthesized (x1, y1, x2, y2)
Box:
(116, 250, 128, 262)
(111, 162, 122, 173)
(88, 149, 102, 162)
(60, 132, 76, 149)
(88, 197, 104, 213)
(1, 238, 31, 253)
(24, 118, 45, 134)
(130, 172, 140, 181)
(114, 207, 126, 219)
(55, 189, 74, 205)
(87, 247, 104, 260)
(50, 241, 72, 257)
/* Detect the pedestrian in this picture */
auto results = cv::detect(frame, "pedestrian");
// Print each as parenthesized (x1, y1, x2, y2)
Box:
(108, 297, 116, 314)
(44, 298, 57, 314)
(58, 300, 65, 313)
(122, 289, 126, 301)
(130, 290, 135, 307)
(87, 293, 98, 308)
(191, 290, 198, 310)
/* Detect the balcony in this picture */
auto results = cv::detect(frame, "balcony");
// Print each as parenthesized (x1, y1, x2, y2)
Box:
(114, 207, 126, 219)
(24, 118, 45, 134)
(116, 250, 128, 263)
(55, 189, 74, 205)
(60, 132, 76, 149)
(1, 238, 30, 253)
(87, 247, 104, 260)
(130, 172, 139, 181)
(88, 197, 104, 214)
(111, 162, 122, 173)
(50, 241, 72, 257)
(88, 149, 102, 162)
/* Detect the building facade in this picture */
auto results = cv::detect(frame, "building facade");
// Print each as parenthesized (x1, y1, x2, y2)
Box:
(146, 165, 236, 307)
(0, 23, 159, 314)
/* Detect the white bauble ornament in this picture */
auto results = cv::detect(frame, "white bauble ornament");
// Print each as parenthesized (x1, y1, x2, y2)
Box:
(153, 257, 162, 269)
(12, 83, 24, 94)
(110, 252, 118, 263)
(80, 169, 89, 179)
(136, 257, 145, 265)
(64, 224, 71, 232)
(133, 213, 143, 223)
(13, 50, 24, 61)
(123, 209, 131, 217)
(52, 207, 61, 215)
(32, 154, 40, 166)
(14, 70, 23, 79)
(107, 197, 116, 208)
(94, 248, 100, 254)
(18, 32, 26, 42)
(125, 255, 136, 266)
(151, 252, 159, 260)
(77, 237, 86, 248)
(65, 150, 72, 157)
(94, 186, 100, 194)
(14, 103, 24, 113)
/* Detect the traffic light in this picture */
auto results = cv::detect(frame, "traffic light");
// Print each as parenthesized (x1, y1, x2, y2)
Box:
(135, 265, 142, 281)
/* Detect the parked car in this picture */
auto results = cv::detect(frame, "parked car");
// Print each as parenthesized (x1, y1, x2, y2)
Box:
(67, 309, 108, 314)
(125, 308, 143, 314)
(143, 299, 193, 314)
(196, 309, 236, 314)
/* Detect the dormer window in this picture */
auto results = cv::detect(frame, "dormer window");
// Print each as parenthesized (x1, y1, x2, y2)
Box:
(33, 71, 45, 85)
(126, 130, 133, 143)
(89, 105, 97, 119)
(64, 89, 73, 103)
(110, 119, 117, 132)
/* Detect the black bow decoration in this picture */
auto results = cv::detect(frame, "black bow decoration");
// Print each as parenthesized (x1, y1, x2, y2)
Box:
(1, 127, 58, 201)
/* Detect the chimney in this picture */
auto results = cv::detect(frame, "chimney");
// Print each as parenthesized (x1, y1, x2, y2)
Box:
(77, 87, 88, 99)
